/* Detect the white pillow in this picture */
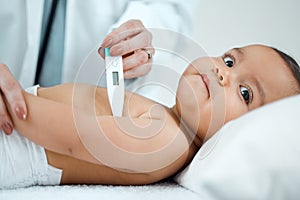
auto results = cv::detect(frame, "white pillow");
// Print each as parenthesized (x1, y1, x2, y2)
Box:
(175, 94, 300, 199)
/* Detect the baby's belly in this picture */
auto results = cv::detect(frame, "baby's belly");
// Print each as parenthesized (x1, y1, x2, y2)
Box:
(45, 150, 114, 184)
(45, 149, 151, 185)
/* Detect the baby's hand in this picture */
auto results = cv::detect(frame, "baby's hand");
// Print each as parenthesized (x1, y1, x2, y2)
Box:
(99, 19, 155, 79)
(0, 64, 27, 135)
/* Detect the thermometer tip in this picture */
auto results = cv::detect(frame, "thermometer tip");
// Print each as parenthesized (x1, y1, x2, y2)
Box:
(104, 48, 110, 57)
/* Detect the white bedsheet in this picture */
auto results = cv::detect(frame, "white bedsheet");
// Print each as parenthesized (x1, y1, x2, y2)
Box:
(0, 182, 201, 200)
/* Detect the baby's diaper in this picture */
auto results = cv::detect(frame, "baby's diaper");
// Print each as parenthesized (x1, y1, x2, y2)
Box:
(0, 85, 62, 189)
(0, 130, 62, 189)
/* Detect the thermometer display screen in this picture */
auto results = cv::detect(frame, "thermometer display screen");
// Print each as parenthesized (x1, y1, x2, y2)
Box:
(112, 72, 119, 85)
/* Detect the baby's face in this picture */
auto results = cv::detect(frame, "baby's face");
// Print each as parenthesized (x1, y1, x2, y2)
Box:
(175, 44, 296, 142)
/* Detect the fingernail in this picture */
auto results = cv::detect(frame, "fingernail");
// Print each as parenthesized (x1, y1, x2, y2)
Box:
(98, 47, 102, 54)
(2, 122, 13, 135)
(102, 39, 112, 47)
(16, 107, 27, 120)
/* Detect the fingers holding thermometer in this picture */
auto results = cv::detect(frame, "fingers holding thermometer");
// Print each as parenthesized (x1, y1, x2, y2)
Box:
(99, 19, 154, 79)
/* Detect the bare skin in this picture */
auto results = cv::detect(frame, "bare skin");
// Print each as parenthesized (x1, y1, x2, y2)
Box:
(16, 83, 198, 185)
(7, 44, 299, 186)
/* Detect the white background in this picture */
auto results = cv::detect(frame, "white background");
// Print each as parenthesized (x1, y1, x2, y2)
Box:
(192, 0, 300, 63)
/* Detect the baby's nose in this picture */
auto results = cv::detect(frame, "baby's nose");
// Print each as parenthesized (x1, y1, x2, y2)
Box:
(214, 66, 231, 86)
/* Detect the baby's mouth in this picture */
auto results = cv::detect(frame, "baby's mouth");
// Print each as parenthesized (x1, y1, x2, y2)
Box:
(200, 74, 210, 97)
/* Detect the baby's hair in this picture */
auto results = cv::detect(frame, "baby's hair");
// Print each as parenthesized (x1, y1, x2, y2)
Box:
(271, 47, 300, 93)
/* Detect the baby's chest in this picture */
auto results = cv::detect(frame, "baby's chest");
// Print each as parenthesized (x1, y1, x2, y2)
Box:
(123, 92, 168, 119)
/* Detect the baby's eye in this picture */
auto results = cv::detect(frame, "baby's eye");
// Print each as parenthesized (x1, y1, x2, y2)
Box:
(240, 86, 253, 104)
(223, 55, 234, 67)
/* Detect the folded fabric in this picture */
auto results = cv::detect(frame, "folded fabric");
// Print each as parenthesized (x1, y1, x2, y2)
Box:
(175, 94, 300, 200)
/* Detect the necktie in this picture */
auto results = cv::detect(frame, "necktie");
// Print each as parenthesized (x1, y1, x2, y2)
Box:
(35, 0, 66, 87)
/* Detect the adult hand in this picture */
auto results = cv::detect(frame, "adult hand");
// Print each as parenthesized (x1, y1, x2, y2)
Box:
(0, 64, 27, 135)
(99, 19, 155, 79)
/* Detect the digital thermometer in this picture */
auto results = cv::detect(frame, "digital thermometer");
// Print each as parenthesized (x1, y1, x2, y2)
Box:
(104, 48, 124, 117)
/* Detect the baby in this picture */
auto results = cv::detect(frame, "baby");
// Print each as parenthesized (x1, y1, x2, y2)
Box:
(1, 44, 300, 189)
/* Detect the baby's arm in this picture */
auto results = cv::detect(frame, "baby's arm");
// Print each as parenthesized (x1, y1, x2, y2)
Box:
(9, 90, 99, 164)
(8, 88, 192, 182)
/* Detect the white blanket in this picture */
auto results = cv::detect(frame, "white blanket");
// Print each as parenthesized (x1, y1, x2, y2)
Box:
(0, 182, 201, 200)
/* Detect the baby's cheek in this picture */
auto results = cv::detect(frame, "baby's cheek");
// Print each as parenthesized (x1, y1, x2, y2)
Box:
(225, 98, 247, 123)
